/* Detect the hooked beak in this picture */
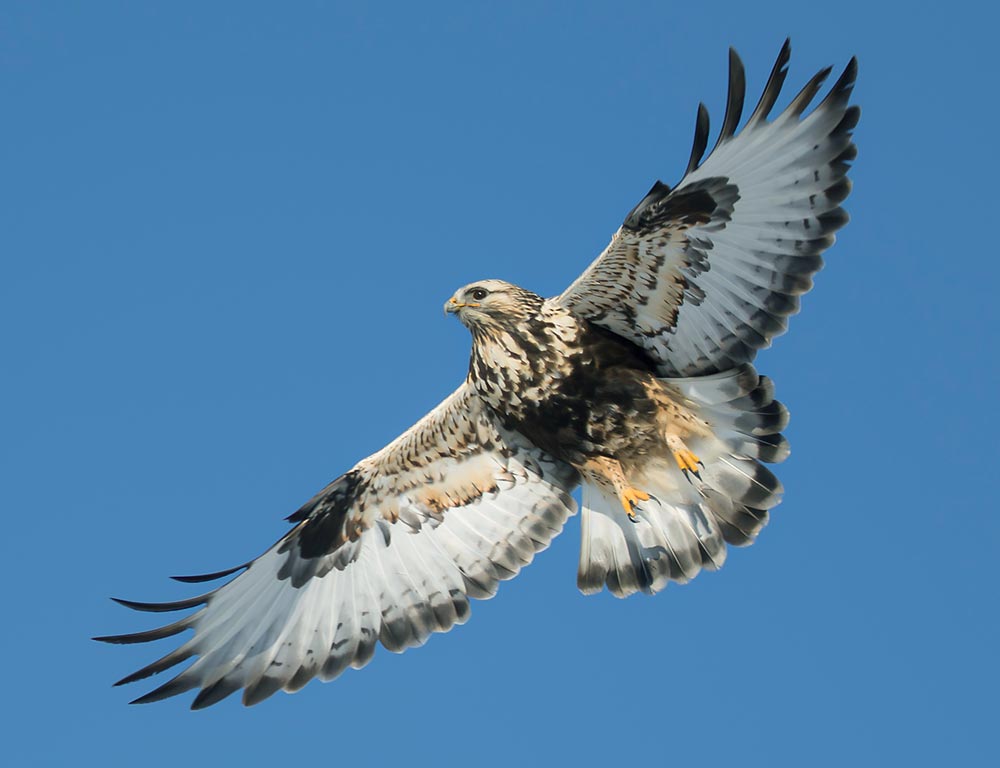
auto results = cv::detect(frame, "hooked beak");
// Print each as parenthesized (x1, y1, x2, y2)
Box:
(444, 297, 479, 315)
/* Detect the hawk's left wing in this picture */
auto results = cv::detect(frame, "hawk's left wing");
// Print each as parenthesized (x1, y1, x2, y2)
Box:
(96, 383, 578, 708)
(556, 41, 859, 377)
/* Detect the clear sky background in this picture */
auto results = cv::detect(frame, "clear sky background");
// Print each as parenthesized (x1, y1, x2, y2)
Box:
(3, 2, 997, 766)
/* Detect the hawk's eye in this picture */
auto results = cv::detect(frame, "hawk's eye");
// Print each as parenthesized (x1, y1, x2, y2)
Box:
(470, 288, 488, 301)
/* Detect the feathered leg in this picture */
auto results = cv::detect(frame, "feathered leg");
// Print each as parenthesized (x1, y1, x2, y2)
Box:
(581, 457, 649, 521)
(665, 433, 704, 481)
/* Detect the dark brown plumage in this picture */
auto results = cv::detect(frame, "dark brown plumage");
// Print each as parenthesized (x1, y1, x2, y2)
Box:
(450, 280, 668, 467)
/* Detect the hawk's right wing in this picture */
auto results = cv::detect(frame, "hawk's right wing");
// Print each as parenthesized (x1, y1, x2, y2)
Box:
(96, 383, 578, 708)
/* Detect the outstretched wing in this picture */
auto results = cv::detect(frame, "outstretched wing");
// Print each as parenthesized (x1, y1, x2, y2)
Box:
(556, 41, 859, 377)
(96, 383, 578, 708)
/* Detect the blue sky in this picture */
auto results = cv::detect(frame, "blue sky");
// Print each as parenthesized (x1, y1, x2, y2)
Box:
(3, 1, 997, 765)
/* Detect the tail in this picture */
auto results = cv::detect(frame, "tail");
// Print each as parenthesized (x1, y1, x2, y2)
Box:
(577, 364, 789, 597)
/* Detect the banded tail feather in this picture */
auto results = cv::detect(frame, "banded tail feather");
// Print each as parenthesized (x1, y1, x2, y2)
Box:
(577, 365, 787, 597)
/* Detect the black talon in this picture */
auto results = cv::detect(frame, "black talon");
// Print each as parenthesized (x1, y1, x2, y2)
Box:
(682, 468, 702, 484)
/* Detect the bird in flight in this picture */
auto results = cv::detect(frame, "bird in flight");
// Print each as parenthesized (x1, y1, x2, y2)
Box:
(97, 40, 859, 709)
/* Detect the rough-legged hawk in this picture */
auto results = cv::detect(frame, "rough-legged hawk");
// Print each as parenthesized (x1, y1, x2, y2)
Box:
(97, 40, 859, 708)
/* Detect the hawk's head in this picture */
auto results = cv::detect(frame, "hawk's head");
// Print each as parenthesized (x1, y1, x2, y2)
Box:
(445, 280, 543, 330)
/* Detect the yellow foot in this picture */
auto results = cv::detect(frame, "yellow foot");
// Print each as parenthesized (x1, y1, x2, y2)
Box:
(619, 487, 650, 520)
(673, 448, 702, 473)
(667, 435, 704, 481)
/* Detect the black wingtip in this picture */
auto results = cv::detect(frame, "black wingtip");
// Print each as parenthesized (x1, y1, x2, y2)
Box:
(128, 675, 198, 706)
(242, 674, 285, 707)
(817, 56, 859, 113)
(685, 102, 710, 176)
(714, 47, 746, 148)
(171, 562, 249, 583)
(112, 647, 195, 687)
(838, 104, 861, 134)
(748, 38, 792, 126)
(839, 56, 859, 92)
(785, 65, 833, 118)
(92, 616, 192, 645)
(817, 207, 850, 234)
(190, 677, 241, 710)
(825, 176, 852, 206)
(110, 594, 210, 613)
